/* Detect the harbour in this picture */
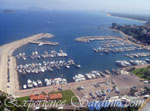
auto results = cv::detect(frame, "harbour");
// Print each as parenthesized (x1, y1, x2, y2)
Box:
(0, 11, 149, 98)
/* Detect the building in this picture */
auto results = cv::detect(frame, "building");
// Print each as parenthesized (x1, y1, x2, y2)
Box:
(30, 94, 46, 101)
(49, 93, 62, 100)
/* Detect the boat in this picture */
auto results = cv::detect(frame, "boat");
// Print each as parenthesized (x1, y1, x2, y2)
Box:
(75, 64, 81, 68)
(38, 43, 44, 46)
(146, 59, 150, 63)
(105, 70, 111, 75)
(57, 49, 68, 57)
(33, 81, 38, 87)
(73, 74, 86, 82)
(27, 79, 32, 84)
(115, 60, 131, 67)
(27, 79, 33, 88)
(28, 83, 33, 88)
(23, 84, 27, 89)
(37, 80, 43, 86)
(99, 72, 105, 77)
(45, 78, 51, 86)
(65, 64, 70, 69)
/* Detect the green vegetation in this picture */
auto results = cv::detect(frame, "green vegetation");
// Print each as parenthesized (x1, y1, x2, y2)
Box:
(15, 90, 78, 105)
(61, 90, 78, 104)
(50, 90, 79, 104)
(0, 91, 32, 111)
(16, 96, 29, 102)
(0, 89, 141, 111)
(111, 23, 150, 44)
(110, 13, 150, 22)
(132, 67, 150, 80)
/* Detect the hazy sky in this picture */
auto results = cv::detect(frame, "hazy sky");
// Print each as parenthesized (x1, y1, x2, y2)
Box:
(1, 0, 150, 13)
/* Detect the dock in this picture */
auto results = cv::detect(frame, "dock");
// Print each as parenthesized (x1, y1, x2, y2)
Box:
(0, 33, 54, 95)
(29, 40, 59, 46)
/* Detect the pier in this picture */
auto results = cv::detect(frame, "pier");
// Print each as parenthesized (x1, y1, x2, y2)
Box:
(29, 40, 59, 46)
(75, 36, 145, 54)
(0, 33, 54, 95)
(75, 34, 150, 51)
(75, 36, 121, 42)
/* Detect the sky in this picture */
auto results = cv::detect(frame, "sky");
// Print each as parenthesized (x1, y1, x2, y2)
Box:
(1, 0, 150, 14)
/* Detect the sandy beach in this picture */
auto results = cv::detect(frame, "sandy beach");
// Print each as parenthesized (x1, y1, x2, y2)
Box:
(106, 13, 147, 23)
(0, 33, 54, 95)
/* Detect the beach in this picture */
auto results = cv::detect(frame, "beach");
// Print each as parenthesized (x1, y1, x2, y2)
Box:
(106, 13, 147, 23)
(0, 33, 54, 95)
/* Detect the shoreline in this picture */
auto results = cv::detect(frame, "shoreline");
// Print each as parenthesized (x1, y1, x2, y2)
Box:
(75, 34, 146, 50)
(0, 33, 149, 99)
(0, 33, 54, 95)
(109, 28, 150, 50)
(106, 13, 147, 23)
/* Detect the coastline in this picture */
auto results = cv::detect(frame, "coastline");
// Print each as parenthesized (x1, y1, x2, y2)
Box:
(106, 13, 147, 23)
(0, 32, 149, 101)
(0, 33, 54, 96)
(75, 34, 147, 50)
(109, 28, 150, 50)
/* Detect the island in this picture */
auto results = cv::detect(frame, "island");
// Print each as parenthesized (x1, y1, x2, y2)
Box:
(3, 9, 16, 13)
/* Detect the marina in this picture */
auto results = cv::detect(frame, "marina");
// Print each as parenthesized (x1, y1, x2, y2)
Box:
(75, 36, 118, 42)
(23, 78, 67, 89)
(16, 49, 68, 60)
(16, 59, 79, 75)
(93, 46, 143, 54)
(16, 49, 81, 76)
(0, 11, 149, 97)
(115, 59, 150, 67)
(125, 52, 150, 58)
(75, 36, 146, 54)
(15, 35, 150, 90)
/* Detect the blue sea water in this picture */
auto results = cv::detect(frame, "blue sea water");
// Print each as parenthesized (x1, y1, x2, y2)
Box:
(0, 10, 148, 88)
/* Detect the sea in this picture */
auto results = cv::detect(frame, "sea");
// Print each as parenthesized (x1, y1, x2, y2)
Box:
(0, 10, 149, 88)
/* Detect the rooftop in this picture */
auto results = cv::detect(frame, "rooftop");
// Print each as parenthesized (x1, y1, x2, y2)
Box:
(30, 94, 46, 100)
(49, 93, 62, 100)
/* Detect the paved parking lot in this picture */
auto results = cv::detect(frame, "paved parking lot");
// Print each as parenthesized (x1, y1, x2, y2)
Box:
(72, 74, 150, 101)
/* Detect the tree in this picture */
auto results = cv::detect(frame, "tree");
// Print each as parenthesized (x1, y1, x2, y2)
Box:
(129, 88, 137, 96)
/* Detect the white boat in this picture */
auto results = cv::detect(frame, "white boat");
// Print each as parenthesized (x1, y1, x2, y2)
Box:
(27, 83, 33, 88)
(66, 65, 70, 69)
(23, 84, 27, 89)
(73, 74, 86, 82)
(75, 64, 81, 68)
(57, 49, 68, 57)
(45, 78, 51, 86)
(91, 74, 96, 78)
(37, 80, 43, 86)
(27, 79, 33, 88)
(27, 79, 32, 84)
(38, 43, 44, 46)
(33, 81, 38, 87)
(85, 74, 92, 79)
(62, 79, 67, 84)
